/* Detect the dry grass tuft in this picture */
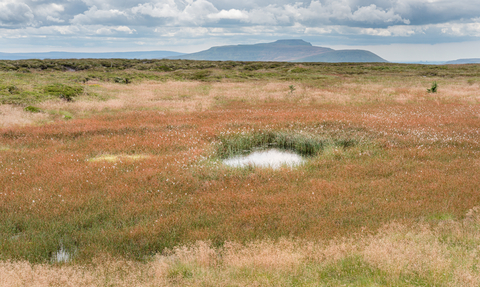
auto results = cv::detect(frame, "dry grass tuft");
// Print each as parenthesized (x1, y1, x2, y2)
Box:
(3, 207, 480, 286)
(0, 104, 48, 128)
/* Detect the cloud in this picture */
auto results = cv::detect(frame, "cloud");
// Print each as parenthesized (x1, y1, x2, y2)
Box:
(0, 1, 34, 27)
(46, 16, 65, 23)
(71, 5, 130, 25)
(1, 0, 480, 58)
(440, 20, 480, 37)
(34, 3, 65, 18)
(96, 26, 136, 35)
(350, 4, 410, 25)
(131, 0, 220, 25)
(131, 1, 180, 19)
(207, 9, 248, 20)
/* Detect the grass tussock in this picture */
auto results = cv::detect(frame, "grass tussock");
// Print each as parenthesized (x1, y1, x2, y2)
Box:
(216, 130, 358, 158)
(3, 207, 480, 286)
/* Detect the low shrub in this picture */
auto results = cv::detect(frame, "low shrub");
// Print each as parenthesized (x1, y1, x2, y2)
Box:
(24, 106, 42, 113)
(0, 85, 19, 94)
(427, 81, 438, 93)
(114, 77, 131, 84)
(43, 83, 83, 101)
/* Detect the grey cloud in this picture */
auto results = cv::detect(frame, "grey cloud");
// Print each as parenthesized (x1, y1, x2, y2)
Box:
(12, 0, 480, 29)
(126, 0, 411, 28)
(1, 0, 480, 55)
(71, 6, 131, 25)
(0, 1, 34, 27)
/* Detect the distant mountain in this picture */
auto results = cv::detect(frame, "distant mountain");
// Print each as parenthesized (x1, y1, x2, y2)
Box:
(396, 61, 446, 65)
(0, 51, 184, 60)
(0, 40, 388, 63)
(445, 58, 480, 64)
(168, 39, 334, 61)
(292, 50, 387, 63)
(168, 39, 387, 63)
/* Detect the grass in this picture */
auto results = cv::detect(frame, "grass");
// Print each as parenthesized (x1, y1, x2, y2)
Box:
(215, 130, 360, 158)
(0, 60, 480, 285)
(3, 209, 480, 285)
(88, 154, 151, 162)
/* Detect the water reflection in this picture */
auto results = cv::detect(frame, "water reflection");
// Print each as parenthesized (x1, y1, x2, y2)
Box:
(223, 149, 304, 169)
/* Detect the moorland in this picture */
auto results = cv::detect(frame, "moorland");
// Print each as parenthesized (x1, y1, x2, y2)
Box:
(1, 59, 480, 286)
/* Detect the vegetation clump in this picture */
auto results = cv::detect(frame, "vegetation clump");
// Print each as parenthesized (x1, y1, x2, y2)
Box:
(24, 106, 42, 113)
(1, 85, 19, 94)
(113, 77, 131, 84)
(288, 85, 296, 94)
(216, 130, 357, 159)
(427, 81, 438, 93)
(43, 83, 83, 101)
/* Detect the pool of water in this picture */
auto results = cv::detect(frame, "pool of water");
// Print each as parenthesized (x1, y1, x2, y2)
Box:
(52, 246, 71, 263)
(222, 149, 304, 169)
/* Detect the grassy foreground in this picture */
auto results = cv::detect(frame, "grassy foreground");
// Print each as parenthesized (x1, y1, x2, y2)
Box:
(1, 60, 480, 285)
(2, 209, 480, 286)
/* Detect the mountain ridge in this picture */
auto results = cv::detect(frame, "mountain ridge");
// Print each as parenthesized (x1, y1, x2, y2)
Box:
(293, 49, 388, 63)
(168, 39, 335, 62)
(445, 58, 480, 64)
(168, 39, 388, 62)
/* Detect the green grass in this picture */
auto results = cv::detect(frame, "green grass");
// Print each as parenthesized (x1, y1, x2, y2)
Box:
(44, 83, 84, 102)
(215, 130, 360, 158)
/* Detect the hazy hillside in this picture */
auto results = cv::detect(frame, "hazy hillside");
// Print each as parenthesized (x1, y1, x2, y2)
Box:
(169, 39, 387, 63)
(293, 50, 388, 63)
(445, 58, 480, 64)
(168, 39, 333, 61)
(0, 51, 184, 60)
(0, 39, 388, 63)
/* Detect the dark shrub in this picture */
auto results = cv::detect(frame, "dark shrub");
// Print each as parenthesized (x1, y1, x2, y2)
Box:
(24, 106, 42, 113)
(44, 84, 83, 101)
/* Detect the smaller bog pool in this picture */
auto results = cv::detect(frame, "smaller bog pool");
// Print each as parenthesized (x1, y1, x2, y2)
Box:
(222, 148, 304, 169)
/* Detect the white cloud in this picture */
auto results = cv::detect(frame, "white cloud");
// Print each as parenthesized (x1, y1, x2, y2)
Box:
(47, 16, 65, 23)
(96, 26, 136, 35)
(359, 28, 392, 37)
(34, 3, 65, 18)
(440, 18, 480, 36)
(0, 1, 34, 27)
(54, 25, 79, 35)
(304, 27, 334, 34)
(208, 9, 248, 20)
(71, 5, 130, 25)
(131, 1, 180, 19)
(351, 4, 410, 24)
(154, 26, 210, 37)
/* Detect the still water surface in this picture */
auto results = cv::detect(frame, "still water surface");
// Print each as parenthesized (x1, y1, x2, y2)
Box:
(223, 149, 304, 169)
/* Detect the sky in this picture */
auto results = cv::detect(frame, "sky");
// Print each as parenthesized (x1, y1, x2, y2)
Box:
(1, 0, 479, 62)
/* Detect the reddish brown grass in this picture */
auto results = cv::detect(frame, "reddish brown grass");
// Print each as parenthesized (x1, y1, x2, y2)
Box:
(1, 75, 480, 285)
(1, 96, 479, 261)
